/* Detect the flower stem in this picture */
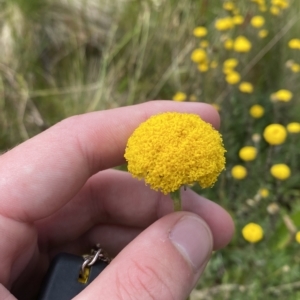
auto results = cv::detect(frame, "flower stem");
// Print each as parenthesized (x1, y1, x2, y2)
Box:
(170, 189, 181, 211)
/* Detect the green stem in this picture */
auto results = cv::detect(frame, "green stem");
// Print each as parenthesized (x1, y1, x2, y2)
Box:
(170, 189, 181, 211)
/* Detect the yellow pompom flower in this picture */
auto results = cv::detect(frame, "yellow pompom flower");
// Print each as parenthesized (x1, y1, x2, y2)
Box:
(239, 82, 254, 93)
(259, 5, 267, 12)
(273, 89, 293, 102)
(231, 165, 247, 179)
(225, 71, 241, 84)
(232, 15, 244, 25)
(263, 124, 287, 145)
(234, 36, 252, 53)
(272, 0, 289, 9)
(224, 39, 234, 50)
(125, 112, 226, 195)
(270, 164, 291, 180)
(239, 146, 257, 161)
(251, 16, 265, 28)
(259, 188, 269, 198)
(198, 62, 209, 73)
(223, 1, 235, 11)
(287, 122, 300, 133)
(270, 6, 280, 15)
(191, 48, 207, 63)
(258, 29, 269, 38)
(249, 105, 264, 118)
(288, 39, 300, 50)
(193, 26, 208, 38)
(290, 63, 300, 73)
(242, 223, 264, 243)
(215, 17, 234, 31)
(223, 58, 239, 69)
(296, 231, 300, 244)
(172, 92, 187, 102)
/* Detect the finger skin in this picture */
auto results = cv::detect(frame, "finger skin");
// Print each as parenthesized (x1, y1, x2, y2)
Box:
(74, 212, 213, 300)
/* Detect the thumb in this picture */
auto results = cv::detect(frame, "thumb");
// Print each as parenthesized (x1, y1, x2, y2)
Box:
(75, 212, 213, 300)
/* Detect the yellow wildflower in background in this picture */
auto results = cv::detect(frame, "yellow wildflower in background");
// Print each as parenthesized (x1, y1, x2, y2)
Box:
(263, 124, 287, 145)
(290, 63, 300, 73)
(259, 188, 269, 198)
(223, 58, 239, 69)
(226, 71, 241, 84)
(270, 6, 280, 15)
(273, 89, 293, 102)
(239, 146, 257, 161)
(272, 0, 289, 9)
(125, 112, 226, 194)
(215, 17, 234, 31)
(270, 164, 291, 180)
(251, 16, 265, 28)
(223, 1, 235, 11)
(239, 82, 254, 93)
(231, 165, 247, 179)
(232, 15, 244, 25)
(224, 39, 234, 50)
(258, 29, 269, 38)
(189, 95, 197, 102)
(210, 60, 218, 69)
(259, 5, 267, 12)
(172, 92, 187, 102)
(287, 122, 300, 133)
(193, 26, 208, 37)
(242, 223, 264, 243)
(200, 40, 209, 48)
(249, 105, 264, 118)
(296, 231, 300, 244)
(234, 36, 252, 53)
(288, 39, 300, 50)
(198, 62, 209, 73)
(191, 48, 207, 63)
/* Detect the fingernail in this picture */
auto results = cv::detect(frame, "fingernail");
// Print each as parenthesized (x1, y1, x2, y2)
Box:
(169, 216, 212, 272)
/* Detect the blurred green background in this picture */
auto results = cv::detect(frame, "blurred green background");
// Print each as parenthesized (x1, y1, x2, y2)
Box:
(1, 0, 300, 299)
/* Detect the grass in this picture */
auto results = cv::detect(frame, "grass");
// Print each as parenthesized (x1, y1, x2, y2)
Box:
(1, 0, 300, 299)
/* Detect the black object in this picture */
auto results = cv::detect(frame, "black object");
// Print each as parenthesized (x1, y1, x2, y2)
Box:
(37, 253, 108, 300)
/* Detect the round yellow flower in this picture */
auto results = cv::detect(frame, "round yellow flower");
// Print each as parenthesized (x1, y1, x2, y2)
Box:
(224, 39, 234, 50)
(125, 112, 226, 194)
(287, 122, 300, 133)
(258, 29, 268, 38)
(239, 146, 257, 161)
(232, 15, 244, 25)
(270, 164, 291, 180)
(234, 36, 252, 53)
(191, 48, 207, 63)
(239, 82, 254, 93)
(249, 105, 264, 118)
(263, 124, 287, 145)
(193, 26, 208, 38)
(259, 188, 269, 198)
(242, 223, 264, 243)
(198, 62, 209, 73)
(288, 39, 300, 50)
(231, 165, 247, 179)
(270, 6, 280, 15)
(172, 92, 187, 102)
(296, 231, 300, 244)
(251, 16, 265, 28)
(223, 58, 239, 69)
(290, 63, 300, 73)
(272, 0, 289, 9)
(223, 1, 235, 11)
(273, 89, 293, 102)
(215, 17, 234, 31)
(225, 71, 241, 84)
(259, 5, 267, 12)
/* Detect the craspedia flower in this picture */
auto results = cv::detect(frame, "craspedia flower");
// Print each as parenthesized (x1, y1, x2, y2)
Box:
(231, 165, 247, 179)
(263, 124, 287, 145)
(259, 188, 269, 198)
(270, 6, 280, 15)
(288, 39, 300, 50)
(242, 223, 264, 243)
(239, 146, 257, 161)
(232, 15, 244, 25)
(251, 15, 265, 28)
(224, 39, 234, 50)
(258, 29, 268, 38)
(249, 105, 264, 118)
(296, 231, 300, 244)
(124, 112, 226, 194)
(273, 89, 293, 102)
(198, 62, 209, 73)
(234, 36, 252, 53)
(215, 17, 234, 31)
(193, 26, 207, 37)
(223, 58, 239, 69)
(239, 82, 254, 93)
(223, 1, 235, 11)
(225, 71, 241, 84)
(290, 63, 300, 73)
(191, 48, 207, 63)
(287, 122, 300, 133)
(172, 92, 187, 102)
(270, 164, 291, 180)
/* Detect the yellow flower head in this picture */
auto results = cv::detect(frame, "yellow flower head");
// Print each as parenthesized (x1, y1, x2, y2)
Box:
(249, 105, 264, 118)
(231, 165, 247, 179)
(270, 6, 280, 15)
(288, 39, 300, 50)
(191, 48, 207, 63)
(287, 122, 300, 133)
(290, 63, 300, 73)
(200, 40, 209, 48)
(193, 26, 208, 38)
(251, 16, 265, 28)
(242, 223, 264, 243)
(210, 60, 218, 69)
(272, 0, 289, 9)
(259, 188, 269, 198)
(232, 15, 244, 25)
(258, 29, 269, 38)
(234, 36, 252, 53)
(125, 112, 226, 194)
(215, 17, 234, 31)
(225, 71, 241, 84)
(263, 124, 287, 145)
(296, 231, 300, 244)
(239, 82, 254, 93)
(259, 5, 267, 12)
(239, 146, 257, 161)
(270, 164, 291, 180)
(172, 92, 187, 102)
(223, 58, 239, 69)
(198, 62, 209, 73)
(273, 89, 293, 102)
(224, 39, 234, 50)
(223, 1, 235, 11)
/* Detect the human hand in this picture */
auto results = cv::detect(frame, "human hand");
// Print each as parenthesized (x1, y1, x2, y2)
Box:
(0, 101, 234, 300)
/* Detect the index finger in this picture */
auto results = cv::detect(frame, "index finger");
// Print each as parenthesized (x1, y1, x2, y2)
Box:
(0, 101, 220, 222)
